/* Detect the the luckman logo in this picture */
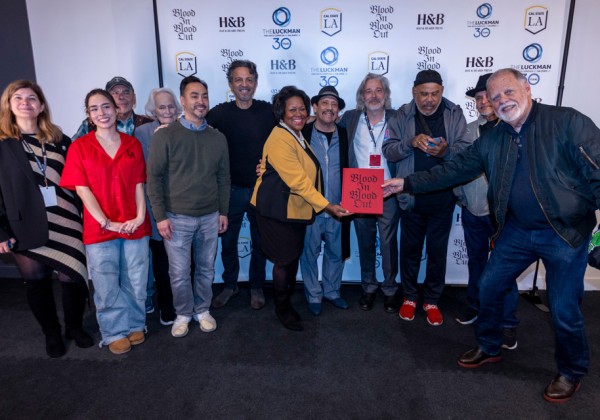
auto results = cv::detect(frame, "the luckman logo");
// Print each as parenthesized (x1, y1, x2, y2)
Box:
(368, 51, 389, 75)
(321, 8, 342, 36)
(176, 52, 197, 77)
(524, 6, 548, 34)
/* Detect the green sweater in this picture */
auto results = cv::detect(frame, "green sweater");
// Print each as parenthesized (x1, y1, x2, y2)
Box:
(147, 121, 230, 221)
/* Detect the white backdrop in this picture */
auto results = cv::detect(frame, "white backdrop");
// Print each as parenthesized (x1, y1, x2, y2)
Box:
(154, 0, 568, 286)
(25, 0, 599, 288)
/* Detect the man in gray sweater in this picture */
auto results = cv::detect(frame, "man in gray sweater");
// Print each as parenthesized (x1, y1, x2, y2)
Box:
(147, 76, 230, 338)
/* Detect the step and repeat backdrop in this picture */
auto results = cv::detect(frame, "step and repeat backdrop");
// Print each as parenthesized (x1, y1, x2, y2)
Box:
(155, 0, 569, 286)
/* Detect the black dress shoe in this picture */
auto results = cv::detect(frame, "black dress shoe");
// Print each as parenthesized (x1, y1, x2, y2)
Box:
(543, 375, 581, 403)
(383, 295, 399, 313)
(457, 347, 502, 368)
(359, 293, 376, 311)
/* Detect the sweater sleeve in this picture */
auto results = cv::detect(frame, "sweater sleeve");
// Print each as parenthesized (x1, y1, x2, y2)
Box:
(146, 128, 169, 222)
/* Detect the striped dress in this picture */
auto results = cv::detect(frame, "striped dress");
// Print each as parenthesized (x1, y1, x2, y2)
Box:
(20, 134, 87, 284)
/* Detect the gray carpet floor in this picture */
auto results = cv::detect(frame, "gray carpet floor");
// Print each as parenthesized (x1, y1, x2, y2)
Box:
(0, 278, 598, 419)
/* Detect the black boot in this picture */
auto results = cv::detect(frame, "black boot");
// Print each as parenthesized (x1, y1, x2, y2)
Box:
(287, 278, 301, 322)
(274, 289, 303, 331)
(62, 282, 94, 348)
(26, 280, 66, 358)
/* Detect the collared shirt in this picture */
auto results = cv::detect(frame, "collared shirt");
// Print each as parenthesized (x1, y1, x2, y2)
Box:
(310, 126, 341, 218)
(60, 132, 151, 245)
(72, 115, 136, 140)
(179, 116, 207, 132)
(505, 101, 549, 229)
(353, 112, 391, 179)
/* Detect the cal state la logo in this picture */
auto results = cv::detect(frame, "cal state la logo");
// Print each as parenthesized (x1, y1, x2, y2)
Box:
(368, 51, 389, 75)
(524, 6, 548, 34)
(321, 8, 342, 36)
(176, 52, 197, 77)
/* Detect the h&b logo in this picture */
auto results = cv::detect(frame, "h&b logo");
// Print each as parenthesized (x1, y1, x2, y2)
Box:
(271, 60, 296, 71)
(417, 13, 444, 25)
(465, 57, 494, 67)
(219, 17, 245, 28)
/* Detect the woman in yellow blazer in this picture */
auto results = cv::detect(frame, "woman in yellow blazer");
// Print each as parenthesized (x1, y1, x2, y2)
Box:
(251, 86, 350, 331)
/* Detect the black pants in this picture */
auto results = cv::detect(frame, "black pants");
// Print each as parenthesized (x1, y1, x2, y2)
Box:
(400, 205, 454, 304)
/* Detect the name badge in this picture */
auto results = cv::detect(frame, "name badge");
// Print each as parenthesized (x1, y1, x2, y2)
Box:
(39, 186, 58, 207)
(369, 154, 381, 167)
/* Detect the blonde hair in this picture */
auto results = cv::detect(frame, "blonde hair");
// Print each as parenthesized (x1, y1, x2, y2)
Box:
(0, 80, 62, 143)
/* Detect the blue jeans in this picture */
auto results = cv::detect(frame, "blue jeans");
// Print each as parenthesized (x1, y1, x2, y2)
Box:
(163, 211, 218, 317)
(476, 220, 589, 381)
(462, 208, 519, 328)
(353, 197, 400, 296)
(220, 186, 266, 289)
(300, 215, 344, 303)
(86, 237, 149, 345)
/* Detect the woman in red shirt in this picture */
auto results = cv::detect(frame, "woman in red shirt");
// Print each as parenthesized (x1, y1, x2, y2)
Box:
(61, 89, 151, 355)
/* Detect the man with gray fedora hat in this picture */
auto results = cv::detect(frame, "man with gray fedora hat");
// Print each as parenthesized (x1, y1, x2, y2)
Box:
(299, 86, 350, 315)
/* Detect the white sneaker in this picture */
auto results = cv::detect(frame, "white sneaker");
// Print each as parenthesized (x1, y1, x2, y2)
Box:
(171, 315, 191, 338)
(194, 311, 217, 333)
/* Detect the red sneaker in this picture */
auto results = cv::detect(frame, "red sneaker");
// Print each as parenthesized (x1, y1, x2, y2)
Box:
(399, 299, 417, 321)
(423, 304, 443, 326)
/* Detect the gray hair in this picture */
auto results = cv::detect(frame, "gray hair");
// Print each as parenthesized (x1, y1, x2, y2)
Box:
(144, 88, 182, 118)
(487, 68, 528, 89)
(355, 73, 392, 111)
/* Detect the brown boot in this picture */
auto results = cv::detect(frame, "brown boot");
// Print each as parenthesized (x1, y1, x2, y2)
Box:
(108, 337, 131, 355)
(128, 331, 145, 346)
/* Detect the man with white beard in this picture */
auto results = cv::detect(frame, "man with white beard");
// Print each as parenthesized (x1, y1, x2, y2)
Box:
(382, 68, 600, 403)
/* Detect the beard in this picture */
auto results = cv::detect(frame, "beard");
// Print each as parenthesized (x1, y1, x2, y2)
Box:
(496, 101, 523, 123)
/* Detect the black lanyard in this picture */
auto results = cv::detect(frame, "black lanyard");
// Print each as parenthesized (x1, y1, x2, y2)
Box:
(22, 137, 48, 187)
(364, 112, 386, 150)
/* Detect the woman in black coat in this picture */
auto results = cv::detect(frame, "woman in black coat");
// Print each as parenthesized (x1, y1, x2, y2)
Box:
(0, 80, 92, 357)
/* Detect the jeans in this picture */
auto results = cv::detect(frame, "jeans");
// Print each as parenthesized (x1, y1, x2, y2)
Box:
(86, 237, 149, 345)
(220, 186, 266, 289)
(353, 196, 400, 296)
(163, 211, 218, 317)
(300, 215, 344, 303)
(461, 208, 519, 328)
(400, 205, 454, 304)
(476, 220, 589, 381)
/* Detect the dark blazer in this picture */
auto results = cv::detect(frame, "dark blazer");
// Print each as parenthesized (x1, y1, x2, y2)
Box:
(0, 135, 71, 251)
(301, 121, 351, 260)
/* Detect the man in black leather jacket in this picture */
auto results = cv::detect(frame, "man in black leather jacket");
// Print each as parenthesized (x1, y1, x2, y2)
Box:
(383, 68, 600, 403)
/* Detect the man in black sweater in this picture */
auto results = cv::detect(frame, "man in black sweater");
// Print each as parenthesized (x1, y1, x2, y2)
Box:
(206, 60, 276, 310)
